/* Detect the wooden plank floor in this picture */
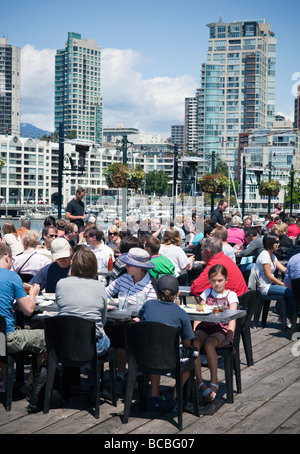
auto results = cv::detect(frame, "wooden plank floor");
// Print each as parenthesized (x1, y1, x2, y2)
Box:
(0, 304, 300, 435)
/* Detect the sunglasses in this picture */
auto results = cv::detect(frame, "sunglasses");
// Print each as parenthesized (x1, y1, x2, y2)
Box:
(48, 234, 58, 238)
(109, 233, 117, 236)
(275, 240, 280, 244)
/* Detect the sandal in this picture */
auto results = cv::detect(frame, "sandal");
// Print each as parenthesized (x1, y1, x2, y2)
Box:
(147, 396, 176, 412)
(198, 382, 218, 402)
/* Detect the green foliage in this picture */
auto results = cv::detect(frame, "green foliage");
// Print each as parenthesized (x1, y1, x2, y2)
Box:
(0, 156, 5, 170)
(67, 130, 77, 139)
(145, 170, 170, 196)
(285, 175, 300, 205)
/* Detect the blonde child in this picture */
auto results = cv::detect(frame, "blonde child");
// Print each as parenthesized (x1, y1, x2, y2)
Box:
(193, 264, 238, 401)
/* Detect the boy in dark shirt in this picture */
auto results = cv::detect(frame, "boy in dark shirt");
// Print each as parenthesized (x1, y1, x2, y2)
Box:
(138, 275, 195, 411)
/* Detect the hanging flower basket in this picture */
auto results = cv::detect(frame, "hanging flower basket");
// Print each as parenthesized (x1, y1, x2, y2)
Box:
(258, 180, 281, 197)
(103, 162, 145, 190)
(127, 165, 145, 190)
(198, 173, 228, 194)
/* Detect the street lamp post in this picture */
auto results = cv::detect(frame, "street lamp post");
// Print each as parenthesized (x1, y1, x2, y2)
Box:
(290, 164, 294, 217)
(116, 135, 133, 223)
(58, 122, 64, 219)
(211, 150, 215, 216)
(241, 155, 246, 219)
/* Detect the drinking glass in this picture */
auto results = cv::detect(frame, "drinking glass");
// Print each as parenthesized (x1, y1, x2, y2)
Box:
(135, 292, 146, 311)
(118, 291, 128, 311)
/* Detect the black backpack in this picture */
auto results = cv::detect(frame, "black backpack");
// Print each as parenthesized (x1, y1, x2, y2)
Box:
(26, 362, 63, 414)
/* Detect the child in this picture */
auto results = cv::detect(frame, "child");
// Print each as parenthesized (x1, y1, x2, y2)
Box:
(138, 275, 195, 411)
(193, 264, 238, 401)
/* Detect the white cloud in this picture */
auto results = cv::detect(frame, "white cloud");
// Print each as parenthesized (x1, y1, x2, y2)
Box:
(20, 45, 198, 137)
(275, 110, 294, 122)
(101, 48, 198, 136)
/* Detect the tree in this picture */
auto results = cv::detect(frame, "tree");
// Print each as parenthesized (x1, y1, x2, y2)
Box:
(145, 170, 170, 196)
(285, 175, 300, 206)
(67, 130, 77, 140)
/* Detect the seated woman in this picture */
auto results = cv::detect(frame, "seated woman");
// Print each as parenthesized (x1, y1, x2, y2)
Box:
(12, 230, 51, 282)
(226, 216, 245, 253)
(159, 229, 193, 277)
(2, 221, 24, 257)
(255, 232, 293, 325)
(107, 225, 121, 250)
(106, 248, 157, 307)
(55, 246, 110, 357)
(105, 248, 157, 391)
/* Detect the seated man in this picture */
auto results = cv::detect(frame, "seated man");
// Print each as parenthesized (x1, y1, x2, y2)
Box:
(0, 243, 46, 390)
(191, 236, 248, 299)
(30, 237, 71, 293)
(37, 225, 58, 260)
(84, 226, 114, 284)
(138, 275, 195, 411)
(144, 236, 175, 279)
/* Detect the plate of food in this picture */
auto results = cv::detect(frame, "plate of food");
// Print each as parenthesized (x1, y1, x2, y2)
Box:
(42, 293, 56, 301)
(185, 305, 213, 315)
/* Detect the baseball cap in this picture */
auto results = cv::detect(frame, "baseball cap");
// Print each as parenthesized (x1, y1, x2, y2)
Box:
(156, 275, 179, 295)
(51, 237, 71, 260)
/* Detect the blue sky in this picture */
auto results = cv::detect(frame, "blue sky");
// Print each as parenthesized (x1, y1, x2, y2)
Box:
(1, 0, 300, 137)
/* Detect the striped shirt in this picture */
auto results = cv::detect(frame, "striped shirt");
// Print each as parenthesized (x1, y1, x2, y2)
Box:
(105, 272, 157, 307)
(12, 249, 51, 276)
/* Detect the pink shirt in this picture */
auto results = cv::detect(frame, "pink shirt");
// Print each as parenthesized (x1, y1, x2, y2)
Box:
(227, 227, 245, 246)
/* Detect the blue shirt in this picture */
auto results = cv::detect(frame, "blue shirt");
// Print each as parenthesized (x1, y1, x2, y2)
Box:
(283, 253, 300, 287)
(138, 299, 194, 341)
(30, 262, 71, 293)
(0, 268, 27, 333)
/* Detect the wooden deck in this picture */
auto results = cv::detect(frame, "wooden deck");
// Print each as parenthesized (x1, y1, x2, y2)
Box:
(0, 305, 300, 436)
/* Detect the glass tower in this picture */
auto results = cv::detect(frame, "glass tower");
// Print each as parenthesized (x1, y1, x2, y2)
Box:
(199, 19, 277, 177)
(55, 32, 103, 144)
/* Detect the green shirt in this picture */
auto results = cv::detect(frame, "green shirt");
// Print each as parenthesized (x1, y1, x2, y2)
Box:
(149, 255, 175, 279)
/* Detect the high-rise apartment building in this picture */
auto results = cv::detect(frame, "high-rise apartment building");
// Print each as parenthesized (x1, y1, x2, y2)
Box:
(171, 125, 184, 152)
(0, 38, 20, 136)
(55, 32, 103, 143)
(184, 95, 199, 154)
(199, 18, 276, 176)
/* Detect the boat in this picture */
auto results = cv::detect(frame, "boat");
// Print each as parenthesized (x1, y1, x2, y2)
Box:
(98, 208, 118, 223)
(20, 209, 51, 220)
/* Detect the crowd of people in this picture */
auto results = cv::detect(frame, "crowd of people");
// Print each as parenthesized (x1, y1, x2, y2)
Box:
(0, 188, 299, 412)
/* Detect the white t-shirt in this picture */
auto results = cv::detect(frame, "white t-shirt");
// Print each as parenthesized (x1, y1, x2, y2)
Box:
(200, 288, 238, 306)
(89, 242, 113, 271)
(255, 250, 277, 295)
(159, 245, 190, 276)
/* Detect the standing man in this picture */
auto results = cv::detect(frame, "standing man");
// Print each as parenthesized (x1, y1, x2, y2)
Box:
(210, 200, 228, 228)
(65, 187, 87, 232)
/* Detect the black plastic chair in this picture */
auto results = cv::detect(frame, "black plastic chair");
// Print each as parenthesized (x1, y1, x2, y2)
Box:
(123, 321, 199, 431)
(291, 278, 300, 337)
(213, 311, 244, 403)
(0, 315, 37, 411)
(248, 266, 287, 329)
(43, 315, 117, 419)
(239, 290, 256, 367)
